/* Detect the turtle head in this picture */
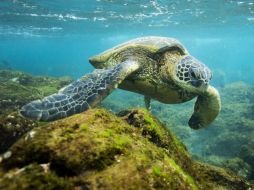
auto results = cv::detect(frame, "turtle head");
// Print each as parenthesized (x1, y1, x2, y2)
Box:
(175, 55, 212, 92)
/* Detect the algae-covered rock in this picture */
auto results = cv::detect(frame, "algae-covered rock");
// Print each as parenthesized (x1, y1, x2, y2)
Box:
(102, 82, 254, 181)
(240, 143, 254, 180)
(0, 69, 73, 153)
(223, 157, 251, 179)
(0, 108, 252, 190)
(0, 112, 38, 154)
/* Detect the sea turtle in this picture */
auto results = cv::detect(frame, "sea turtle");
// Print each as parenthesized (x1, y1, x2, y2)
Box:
(20, 36, 221, 129)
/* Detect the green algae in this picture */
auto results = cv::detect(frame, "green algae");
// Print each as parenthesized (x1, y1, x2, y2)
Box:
(0, 69, 73, 154)
(0, 108, 252, 190)
(152, 165, 161, 176)
(0, 112, 38, 154)
(79, 123, 89, 132)
(0, 164, 73, 190)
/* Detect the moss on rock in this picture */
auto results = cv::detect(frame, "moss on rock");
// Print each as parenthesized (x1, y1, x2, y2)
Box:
(0, 112, 38, 153)
(0, 108, 253, 190)
(0, 164, 73, 190)
(0, 69, 73, 153)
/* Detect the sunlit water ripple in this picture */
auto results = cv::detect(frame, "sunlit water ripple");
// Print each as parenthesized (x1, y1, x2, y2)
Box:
(0, 0, 254, 37)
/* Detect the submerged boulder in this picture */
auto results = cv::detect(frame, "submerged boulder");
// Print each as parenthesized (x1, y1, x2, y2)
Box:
(0, 108, 252, 190)
(0, 112, 38, 154)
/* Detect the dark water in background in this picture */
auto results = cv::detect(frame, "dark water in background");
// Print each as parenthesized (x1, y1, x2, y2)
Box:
(1, 0, 254, 169)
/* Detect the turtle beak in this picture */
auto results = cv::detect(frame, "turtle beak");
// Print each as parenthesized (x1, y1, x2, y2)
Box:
(188, 115, 205, 129)
(190, 80, 204, 88)
(189, 80, 208, 93)
(188, 62, 211, 89)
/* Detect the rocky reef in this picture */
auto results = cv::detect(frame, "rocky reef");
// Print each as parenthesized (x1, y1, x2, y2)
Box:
(103, 81, 254, 182)
(0, 108, 252, 190)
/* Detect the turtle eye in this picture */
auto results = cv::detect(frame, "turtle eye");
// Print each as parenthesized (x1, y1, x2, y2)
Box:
(190, 69, 198, 79)
(190, 70, 196, 78)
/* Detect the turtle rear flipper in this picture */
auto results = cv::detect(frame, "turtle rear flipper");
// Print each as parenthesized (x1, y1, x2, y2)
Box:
(20, 60, 140, 121)
(188, 86, 221, 129)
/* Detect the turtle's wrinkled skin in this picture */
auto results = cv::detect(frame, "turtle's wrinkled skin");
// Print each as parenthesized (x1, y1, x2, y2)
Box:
(20, 36, 221, 129)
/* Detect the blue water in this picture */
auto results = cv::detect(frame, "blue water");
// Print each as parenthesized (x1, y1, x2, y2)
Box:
(0, 0, 254, 83)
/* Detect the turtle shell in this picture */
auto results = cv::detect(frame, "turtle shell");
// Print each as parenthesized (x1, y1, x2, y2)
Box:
(89, 36, 189, 67)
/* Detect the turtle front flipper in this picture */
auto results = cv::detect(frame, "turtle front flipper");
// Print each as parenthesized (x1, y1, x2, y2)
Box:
(20, 60, 140, 121)
(188, 86, 221, 129)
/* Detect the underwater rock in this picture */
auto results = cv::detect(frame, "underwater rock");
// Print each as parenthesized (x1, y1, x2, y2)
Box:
(0, 69, 73, 153)
(123, 81, 254, 182)
(95, 79, 254, 182)
(0, 108, 252, 190)
(0, 112, 38, 154)
(223, 157, 251, 179)
(240, 144, 254, 180)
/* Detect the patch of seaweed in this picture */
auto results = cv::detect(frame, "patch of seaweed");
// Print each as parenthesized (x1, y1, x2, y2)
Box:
(0, 108, 252, 190)
(0, 69, 73, 153)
